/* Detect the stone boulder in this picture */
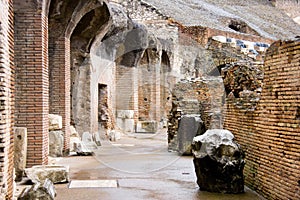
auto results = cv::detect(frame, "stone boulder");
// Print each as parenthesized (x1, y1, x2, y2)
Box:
(192, 129, 245, 193)
(25, 165, 69, 184)
(177, 115, 205, 155)
(18, 178, 56, 200)
(49, 114, 62, 131)
(49, 131, 64, 157)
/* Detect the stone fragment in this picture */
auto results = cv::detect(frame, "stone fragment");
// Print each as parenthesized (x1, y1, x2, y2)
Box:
(82, 132, 98, 151)
(136, 121, 158, 133)
(116, 110, 135, 119)
(108, 130, 122, 141)
(177, 115, 205, 155)
(49, 114, 62, 131)
(70, 125, 79, 137)
(192, 129, 245, 193)
(18, 178, 56, 200)
(25, 165, 69, 184)
(14, 127, 27, 182)
(49, 131, 64, 157)
(116, 118, 135, 133)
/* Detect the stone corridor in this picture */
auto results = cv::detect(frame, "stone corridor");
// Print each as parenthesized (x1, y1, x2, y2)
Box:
(51, 131, 265, 200)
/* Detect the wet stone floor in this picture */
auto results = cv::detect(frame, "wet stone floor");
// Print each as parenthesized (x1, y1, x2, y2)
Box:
(52, 130, 265, 200)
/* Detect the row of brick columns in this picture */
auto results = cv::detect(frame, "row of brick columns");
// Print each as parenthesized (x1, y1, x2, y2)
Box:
(14, 1, 70, 167)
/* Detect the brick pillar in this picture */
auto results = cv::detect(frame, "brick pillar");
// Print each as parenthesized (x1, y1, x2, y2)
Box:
(0, 0, 15, 198)
(14, 2, 49, 167)
(49, 37, 71, 154)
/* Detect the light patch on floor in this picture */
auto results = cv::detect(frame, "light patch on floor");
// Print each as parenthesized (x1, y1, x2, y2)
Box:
(112, 144, 135, 147)
(69, 180, 118, 188)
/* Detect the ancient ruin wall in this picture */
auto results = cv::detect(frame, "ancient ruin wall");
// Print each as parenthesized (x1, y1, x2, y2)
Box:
(14, 0, 49, 167)
(224, 39, 300, 200)
(0, 0, 14, 198)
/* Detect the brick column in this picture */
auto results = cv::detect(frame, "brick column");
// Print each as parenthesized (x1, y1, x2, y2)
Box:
(0, 0, 15, 198)
(49, 37, 71, 154)
(14, 4, 49, 167)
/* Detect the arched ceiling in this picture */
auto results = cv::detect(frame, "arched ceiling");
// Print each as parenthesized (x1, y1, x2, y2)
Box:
(48, 0, 111, 54)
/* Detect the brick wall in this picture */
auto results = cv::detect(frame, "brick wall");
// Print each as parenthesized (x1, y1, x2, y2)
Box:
(224, 39, 300, 200)
(0, 0, 14, 198)
(168, 78, 224, 150)
(49, 37, 71, 154)
(14, 1, 49, 167)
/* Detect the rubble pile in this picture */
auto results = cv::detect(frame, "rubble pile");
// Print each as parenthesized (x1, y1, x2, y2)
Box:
(221, 61, 264, 111)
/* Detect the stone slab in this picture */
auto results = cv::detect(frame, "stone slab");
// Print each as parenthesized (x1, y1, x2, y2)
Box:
(49, 131, 64, 157)
(14, 127, 27, 182)
(177, 115, 205, 155)
(116, 118, 135, 133)
(25, 165, 70, 184)
(136, 121, 158, 133)
(116, 110, 135, 119)
(69, 180, 118, 188)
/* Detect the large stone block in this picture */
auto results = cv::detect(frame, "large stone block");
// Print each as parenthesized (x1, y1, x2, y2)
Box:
(136, 121, 157, 133)
(14, 127, 27, 182)
(177, 115, 205, 155)
(116, 118, 135, 133)
(116, 110, 135, 119)
(192, 129, 245, 193)
(49, 131, 64, 157)
(49, 114, 62, 131)
(25, 165, 69, 184)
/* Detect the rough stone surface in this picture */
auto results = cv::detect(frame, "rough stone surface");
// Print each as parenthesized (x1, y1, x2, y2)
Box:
(25, 165, 69, 184)
(108, 130, 122, 141)
(136, 121, 158, 133)
(70, 125, 79, 137)
(49, 131, 64, 157)
(14, 127, 27, 182)
(177, 115, 205, 155)
(116, 118, 135, 133)
(18, 179, 56, 200)
(192, 129, 245, 193)
(82, 132, 98, 151)
(49, 114, 62, 131)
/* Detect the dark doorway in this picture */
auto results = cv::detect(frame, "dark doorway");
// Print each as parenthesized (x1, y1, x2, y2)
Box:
(98, 84, 109, 129)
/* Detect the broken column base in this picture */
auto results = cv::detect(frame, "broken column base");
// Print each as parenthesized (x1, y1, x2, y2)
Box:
(18, 178, 56, 200)
(192, 129, 245, 194)
(193, 155, 245, 193)
(24, 165, 69, 184)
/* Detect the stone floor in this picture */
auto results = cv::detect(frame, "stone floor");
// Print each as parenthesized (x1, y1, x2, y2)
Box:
(16, 129, 266, 200)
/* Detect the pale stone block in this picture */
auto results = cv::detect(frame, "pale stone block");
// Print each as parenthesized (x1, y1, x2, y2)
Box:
(116, 110, 135, 119)
(25, 165, 69, 184)
(49, 131, 64, 157)
(136, 121, 158, 133)
(14, 127, 27, 182)
(49, 114, 62, 131)
(70, 125, 79, 137)
(116, 118, 135, 133)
